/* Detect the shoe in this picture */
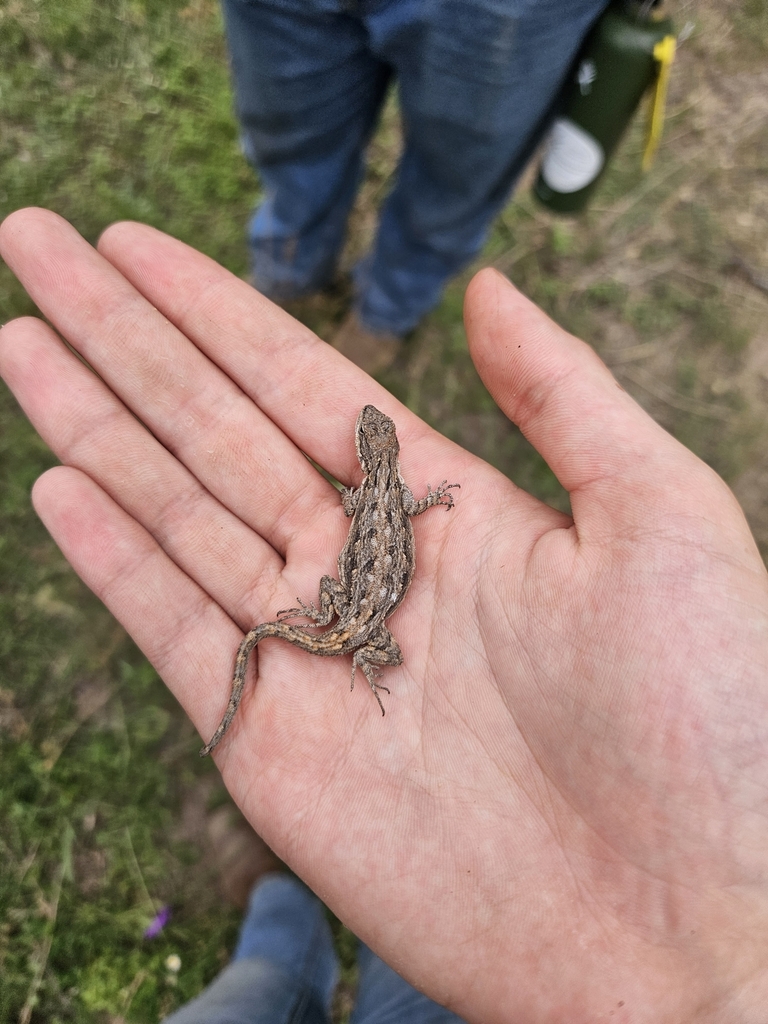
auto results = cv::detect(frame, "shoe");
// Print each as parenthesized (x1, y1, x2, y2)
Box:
(178, 777, 283, 910)
(207, 803, 283, 910)
(331, 311, 403, 376)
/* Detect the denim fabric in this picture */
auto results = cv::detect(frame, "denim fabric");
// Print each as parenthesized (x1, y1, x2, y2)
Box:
(164, 874, 465, 1024)
(351, 943, 465, 1024)
(222, 0, 609, 332)
(232, 874, 340, 1007)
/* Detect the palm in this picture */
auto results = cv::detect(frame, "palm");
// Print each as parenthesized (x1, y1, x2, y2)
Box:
(3, 209, 768, 1023)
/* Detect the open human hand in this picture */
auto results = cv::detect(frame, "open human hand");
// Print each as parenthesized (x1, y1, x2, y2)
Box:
(2, 208, 768, 1023)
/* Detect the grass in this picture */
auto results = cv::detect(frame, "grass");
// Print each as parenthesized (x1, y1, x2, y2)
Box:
(2, 0, 768, 1020)
(0, 0, 255, 265)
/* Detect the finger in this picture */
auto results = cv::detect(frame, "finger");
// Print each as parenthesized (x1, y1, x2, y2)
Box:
(0, 315, 287, 629)
(0, 208, 339, 560)
(96, 218, 471, 492)
(464, 268, 733, 535)
(31, 465, 243, 748)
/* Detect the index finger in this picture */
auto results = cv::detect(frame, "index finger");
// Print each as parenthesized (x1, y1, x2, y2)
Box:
(96, 218, 467, 487)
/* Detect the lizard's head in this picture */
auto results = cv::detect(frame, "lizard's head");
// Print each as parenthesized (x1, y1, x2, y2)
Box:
(355, 405, 399, 471)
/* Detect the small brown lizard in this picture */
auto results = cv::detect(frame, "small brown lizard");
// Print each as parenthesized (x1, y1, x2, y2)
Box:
(200, 405, 458, 756)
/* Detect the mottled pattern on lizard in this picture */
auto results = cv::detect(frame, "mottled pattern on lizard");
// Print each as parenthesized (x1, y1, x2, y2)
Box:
(200, 405, 459, 756)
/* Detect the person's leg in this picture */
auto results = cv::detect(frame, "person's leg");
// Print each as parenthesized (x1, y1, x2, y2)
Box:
(221, 0, 391, 299)
(164, 873, 338, 1024)
(351, 942, 466, 1024)
(354, 0, 610, 335)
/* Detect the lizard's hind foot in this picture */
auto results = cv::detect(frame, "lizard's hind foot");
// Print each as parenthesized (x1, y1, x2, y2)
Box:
(276, 598, 320, 623)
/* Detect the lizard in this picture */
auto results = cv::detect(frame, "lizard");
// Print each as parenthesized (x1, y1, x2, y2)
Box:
(200, 404, 459, 756)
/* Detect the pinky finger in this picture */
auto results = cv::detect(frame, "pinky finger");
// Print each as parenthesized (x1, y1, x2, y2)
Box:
(31, 465, 242, 744)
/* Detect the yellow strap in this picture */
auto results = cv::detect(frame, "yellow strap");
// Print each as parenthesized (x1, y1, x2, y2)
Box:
(642, 34, 676, 171)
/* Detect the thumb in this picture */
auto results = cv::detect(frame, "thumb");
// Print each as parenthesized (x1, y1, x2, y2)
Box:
(464, 267, 733, 540)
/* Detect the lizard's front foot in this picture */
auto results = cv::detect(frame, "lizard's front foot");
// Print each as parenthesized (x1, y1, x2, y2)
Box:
(431, 480, 461, 509)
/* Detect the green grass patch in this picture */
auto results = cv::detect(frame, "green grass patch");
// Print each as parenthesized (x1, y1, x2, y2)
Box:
(0, 0, 256, 264)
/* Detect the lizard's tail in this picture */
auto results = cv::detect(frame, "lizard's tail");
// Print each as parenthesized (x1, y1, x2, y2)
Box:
(199, 625, 267, 757)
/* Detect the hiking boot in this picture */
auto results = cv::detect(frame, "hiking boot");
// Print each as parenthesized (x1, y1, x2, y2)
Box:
(331, 311, 403, 375)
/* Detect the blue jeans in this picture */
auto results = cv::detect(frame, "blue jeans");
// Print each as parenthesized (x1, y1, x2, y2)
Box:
(164, 874, 466, 1023)
(222, 0, 609, 334)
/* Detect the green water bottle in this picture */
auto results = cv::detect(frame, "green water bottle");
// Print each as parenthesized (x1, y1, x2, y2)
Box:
(533, 0, 675, 214)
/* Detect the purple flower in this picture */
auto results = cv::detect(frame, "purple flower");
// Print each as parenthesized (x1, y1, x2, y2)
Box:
(143, 905, 171, 939)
